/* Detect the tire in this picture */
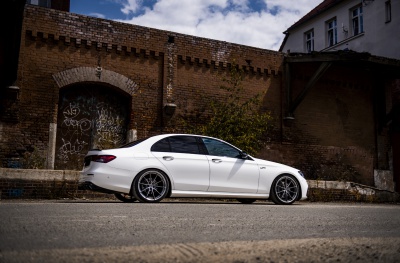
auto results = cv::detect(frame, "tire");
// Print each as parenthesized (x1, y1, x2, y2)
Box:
(270, 174, 300, 205)
(133, 169, 169, 203)
(237, 198, 256, 204)
(114, 193, 137, 203)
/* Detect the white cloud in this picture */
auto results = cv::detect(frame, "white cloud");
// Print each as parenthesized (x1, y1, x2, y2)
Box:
(88, 12, 106, 19)
(120, 0, 142, 15)
(115, 0, 322, 50)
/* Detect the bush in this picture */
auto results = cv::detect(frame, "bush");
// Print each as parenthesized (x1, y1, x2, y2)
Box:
(184, 62, 272, 155)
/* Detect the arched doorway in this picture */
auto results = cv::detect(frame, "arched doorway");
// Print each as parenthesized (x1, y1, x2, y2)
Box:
(54, 82, 131, 170)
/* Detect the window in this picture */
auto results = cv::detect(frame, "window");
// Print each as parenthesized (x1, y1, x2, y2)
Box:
(305, 30, 314, 53)
(327, 19, 338, 47)
(151, 136, 201, 154)
(151, 138, 171, 152)
(352, 5, 363, 35)
(26, 0, 51, 7)
(385, 1, 392, 23)
(202, 138, 241, 158)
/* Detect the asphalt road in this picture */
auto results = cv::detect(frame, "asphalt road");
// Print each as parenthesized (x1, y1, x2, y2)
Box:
(1, 200, 400, 263)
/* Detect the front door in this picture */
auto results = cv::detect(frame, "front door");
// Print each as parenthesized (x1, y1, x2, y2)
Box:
(201, 138, 260, 193)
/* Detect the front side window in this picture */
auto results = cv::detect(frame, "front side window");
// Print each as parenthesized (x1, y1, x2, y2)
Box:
(202, 138, 241, 158)
(352, 5, 363, 35)
(327, 18, 338, 46)
(305, 30, 314, 53)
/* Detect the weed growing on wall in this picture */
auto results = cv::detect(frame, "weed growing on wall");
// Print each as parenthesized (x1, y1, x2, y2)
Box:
(22, 146, 45, 169)
(183, 61, 272, 155)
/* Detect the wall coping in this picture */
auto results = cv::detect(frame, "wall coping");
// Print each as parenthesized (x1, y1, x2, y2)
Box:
(0, 168, 80, 181)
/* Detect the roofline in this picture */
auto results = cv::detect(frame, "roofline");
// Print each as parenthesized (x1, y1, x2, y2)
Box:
(285, 0, 346, 33)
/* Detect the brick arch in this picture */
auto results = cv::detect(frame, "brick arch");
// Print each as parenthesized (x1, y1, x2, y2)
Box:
(52, 67, 138, 95)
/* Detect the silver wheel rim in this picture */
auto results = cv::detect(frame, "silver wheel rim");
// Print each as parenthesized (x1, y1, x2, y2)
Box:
(274, 176, 299, 204)
(137, 170, 167, 201)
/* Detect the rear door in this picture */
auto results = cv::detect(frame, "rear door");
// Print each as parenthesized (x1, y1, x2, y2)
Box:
(151, 136, 210, 191)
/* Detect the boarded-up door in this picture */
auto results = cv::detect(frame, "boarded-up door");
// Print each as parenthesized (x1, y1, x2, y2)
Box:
(55, 83, 130, 170)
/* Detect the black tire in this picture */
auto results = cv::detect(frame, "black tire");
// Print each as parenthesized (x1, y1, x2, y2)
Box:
(270, 174, 300, 205)
(133, 169, 169, 203)
(114, 193, 137, 203)
(237, 198, 256, 204)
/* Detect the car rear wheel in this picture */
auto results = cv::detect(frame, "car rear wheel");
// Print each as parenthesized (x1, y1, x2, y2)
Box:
(237, 198, 256, 204)
(133, 169, 169, 203)
(270, 174, 299, 205)
(114, 193, 137, 203)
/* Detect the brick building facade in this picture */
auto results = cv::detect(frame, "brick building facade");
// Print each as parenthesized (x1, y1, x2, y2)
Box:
(1, 3, 399, 190)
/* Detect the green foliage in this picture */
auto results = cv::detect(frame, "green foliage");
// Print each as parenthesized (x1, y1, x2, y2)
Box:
(22, 146, 46, 169)
(187, 62, 272, 155)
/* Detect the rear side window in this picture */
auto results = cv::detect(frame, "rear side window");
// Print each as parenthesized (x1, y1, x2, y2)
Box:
(170, 136, 200, 154)
(151, 138, 170, 152)
(151, 136, 201, 154)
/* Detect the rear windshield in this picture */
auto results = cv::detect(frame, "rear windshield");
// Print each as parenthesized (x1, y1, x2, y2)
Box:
(120, 138, 148, 148)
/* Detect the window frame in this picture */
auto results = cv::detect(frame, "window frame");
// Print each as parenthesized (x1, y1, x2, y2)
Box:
(385, 0, 392, 23)
(327, 18, 338, 47)
(351, 5, 364, 36)
(305, 29, 314, 53)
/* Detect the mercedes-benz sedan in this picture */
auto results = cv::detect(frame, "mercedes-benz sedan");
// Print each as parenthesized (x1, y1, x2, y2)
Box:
(79, 134, 308, 205)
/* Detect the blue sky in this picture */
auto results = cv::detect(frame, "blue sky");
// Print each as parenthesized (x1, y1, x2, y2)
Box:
(70, 0, 322, 50)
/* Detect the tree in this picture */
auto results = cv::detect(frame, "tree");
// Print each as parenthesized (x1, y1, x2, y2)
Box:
(186, 62, 272, 155)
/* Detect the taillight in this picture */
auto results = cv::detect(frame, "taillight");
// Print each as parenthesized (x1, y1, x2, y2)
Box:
(92, 155, 116, 163)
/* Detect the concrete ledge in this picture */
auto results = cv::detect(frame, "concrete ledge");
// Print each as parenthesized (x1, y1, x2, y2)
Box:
(0, 168, 80, 181)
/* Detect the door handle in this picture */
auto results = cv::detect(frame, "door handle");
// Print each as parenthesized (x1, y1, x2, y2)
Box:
(212, 159, 222, 163)
(163, 156, 174, 161)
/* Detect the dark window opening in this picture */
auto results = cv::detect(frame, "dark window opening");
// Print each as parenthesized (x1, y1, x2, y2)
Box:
(385, 1, 392, 23)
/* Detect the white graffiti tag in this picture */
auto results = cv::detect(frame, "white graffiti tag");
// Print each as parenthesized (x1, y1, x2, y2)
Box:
(58, 138, 88, 163)
(62, 103, 92, 132)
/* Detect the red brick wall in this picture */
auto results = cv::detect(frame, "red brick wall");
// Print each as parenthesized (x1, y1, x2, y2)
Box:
(0, 4, 393, 187)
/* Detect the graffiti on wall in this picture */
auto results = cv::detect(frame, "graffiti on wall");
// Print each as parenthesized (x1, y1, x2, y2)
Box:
(55, 84, 130, 170)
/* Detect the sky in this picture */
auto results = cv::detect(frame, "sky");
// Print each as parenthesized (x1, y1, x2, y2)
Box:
(70, 0, 323, 51)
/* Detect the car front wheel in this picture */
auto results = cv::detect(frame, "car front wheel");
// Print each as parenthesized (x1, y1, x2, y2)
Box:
(114, 193, 137, 203)
(270, 174, 300, 205)
(133, 169, 169, 203)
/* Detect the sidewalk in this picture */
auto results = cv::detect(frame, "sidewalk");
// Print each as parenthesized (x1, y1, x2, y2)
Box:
(0, 168, 399, 202)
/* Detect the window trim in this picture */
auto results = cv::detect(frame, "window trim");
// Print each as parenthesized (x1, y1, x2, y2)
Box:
(305, 29, 314, 53)
(327, 18, 338, 47)
(351, 5, 364, 36)
(385, 0, 392, 23)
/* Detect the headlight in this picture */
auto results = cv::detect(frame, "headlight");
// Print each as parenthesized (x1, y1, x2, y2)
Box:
(298, 171, 305, 178)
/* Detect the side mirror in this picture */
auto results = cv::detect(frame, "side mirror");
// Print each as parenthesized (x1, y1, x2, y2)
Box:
(240, 151, 249, 159)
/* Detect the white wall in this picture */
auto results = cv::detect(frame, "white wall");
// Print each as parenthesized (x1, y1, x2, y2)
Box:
(281, 0, 400, 60)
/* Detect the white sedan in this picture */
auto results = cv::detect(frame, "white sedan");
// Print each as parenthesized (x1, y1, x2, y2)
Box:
(79, 134, 308, 205)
